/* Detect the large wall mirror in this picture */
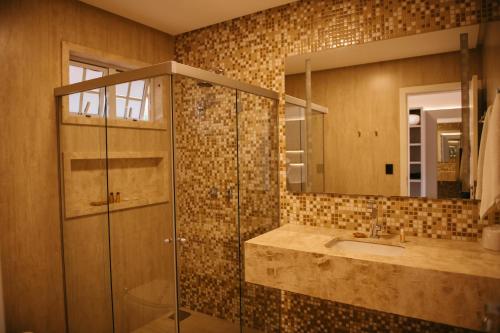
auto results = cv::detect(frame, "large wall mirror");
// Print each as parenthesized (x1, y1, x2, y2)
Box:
(285, 23, 499, 199)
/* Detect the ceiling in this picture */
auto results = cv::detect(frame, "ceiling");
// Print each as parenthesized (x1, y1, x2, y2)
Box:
(79, 0, 297, 35)
(408, 91, 462, 117)
(285, 25, 479, 74)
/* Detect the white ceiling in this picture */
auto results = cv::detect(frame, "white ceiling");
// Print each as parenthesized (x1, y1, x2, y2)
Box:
(408, 91, 462, 113)
(79, 0, 297, 35)
(285, 25, 479, 74)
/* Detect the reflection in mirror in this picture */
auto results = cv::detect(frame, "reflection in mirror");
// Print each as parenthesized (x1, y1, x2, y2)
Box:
(285, 23, 499, 200)
(439, 130, 461, 163)
(285, 96, 326, 192)
(406, 91, 463, 198)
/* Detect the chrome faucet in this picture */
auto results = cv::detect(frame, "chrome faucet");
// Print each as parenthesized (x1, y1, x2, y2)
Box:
(369, 199, 382, 238)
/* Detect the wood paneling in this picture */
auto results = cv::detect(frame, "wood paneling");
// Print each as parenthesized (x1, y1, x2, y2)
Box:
(285, 51, 480, 196)
(0, 250, 4, 333)
(0, 0, 174, 332)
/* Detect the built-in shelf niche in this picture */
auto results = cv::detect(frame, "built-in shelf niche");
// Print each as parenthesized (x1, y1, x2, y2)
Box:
(408, 108, 424, 197)
(63, 151, 169, 218)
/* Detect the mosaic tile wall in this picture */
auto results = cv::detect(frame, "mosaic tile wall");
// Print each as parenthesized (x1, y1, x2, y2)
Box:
(176, 0, 500, 241)
(173, 77, 241, 321)
(174, 0, 500, 332)
(281, 291, 480, 333)
(237, 92, 281, 332)
(173, 78, 281, 331)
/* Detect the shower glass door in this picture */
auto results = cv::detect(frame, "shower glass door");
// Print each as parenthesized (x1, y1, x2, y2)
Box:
(59, 86, 113, 333)
(172, 75, 241, 333)
(57, 74, 177, 333)
(104, 75, 176, 333)
(237, 91, 280, 333)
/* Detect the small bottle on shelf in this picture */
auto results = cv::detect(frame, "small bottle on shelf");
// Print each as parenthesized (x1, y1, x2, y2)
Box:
(116, 192, 121, 203)
(109, 192, 115, 204)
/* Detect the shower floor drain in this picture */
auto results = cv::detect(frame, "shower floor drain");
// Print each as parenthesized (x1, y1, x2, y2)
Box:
(169, 310, 192, 322)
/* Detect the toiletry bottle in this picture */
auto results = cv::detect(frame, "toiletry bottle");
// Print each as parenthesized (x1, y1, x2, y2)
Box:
(400, 228, 405, 243)
(109, 192, 115, 204)
(116, 192, 121, 203)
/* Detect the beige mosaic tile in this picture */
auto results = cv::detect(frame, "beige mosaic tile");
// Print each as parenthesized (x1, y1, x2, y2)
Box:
(176, 0, 500, 242)
(174, 0, 500, 331)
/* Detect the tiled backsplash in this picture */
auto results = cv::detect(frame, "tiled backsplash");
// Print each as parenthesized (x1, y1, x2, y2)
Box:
(282, 195, 500, 240)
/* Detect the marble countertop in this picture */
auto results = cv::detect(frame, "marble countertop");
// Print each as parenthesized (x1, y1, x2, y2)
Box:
(247, 223, 500, 279)
(245, 224, 500, 329)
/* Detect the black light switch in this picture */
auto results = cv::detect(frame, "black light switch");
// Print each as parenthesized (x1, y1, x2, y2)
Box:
(385, 164, 393, 175)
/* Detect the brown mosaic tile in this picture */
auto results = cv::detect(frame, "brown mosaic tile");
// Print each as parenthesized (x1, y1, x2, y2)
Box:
(281, 291, 481, 333)
(174, 77, 241, 321)
(174, 0, 500, 331)
(173, 78, 281, 329)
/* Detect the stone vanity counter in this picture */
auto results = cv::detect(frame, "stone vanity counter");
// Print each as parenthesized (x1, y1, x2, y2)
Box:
(245, 224, 500, 330)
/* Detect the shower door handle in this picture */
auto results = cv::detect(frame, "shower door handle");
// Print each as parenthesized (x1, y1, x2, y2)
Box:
(163, 238, 173, 244)
(209, 187, 218, 199)
(177, 237, 187, 244)
(226, 187, 233, 201)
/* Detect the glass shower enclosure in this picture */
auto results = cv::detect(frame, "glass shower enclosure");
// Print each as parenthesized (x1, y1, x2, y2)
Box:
(55, 61, 280, 333)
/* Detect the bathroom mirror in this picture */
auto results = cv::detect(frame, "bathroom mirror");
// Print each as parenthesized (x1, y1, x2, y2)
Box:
(284, 24, 497, 199)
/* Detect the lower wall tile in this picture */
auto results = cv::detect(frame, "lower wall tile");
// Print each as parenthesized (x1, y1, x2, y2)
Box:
(281, 291, 481, 333)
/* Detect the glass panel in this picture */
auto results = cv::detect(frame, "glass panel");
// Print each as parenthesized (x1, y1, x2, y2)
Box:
(285, 103, 325, 192)
(59, 75, 175, 333)
(285, 103, 305, 192)
(108, 78, 162, 124)
(130, 80, 145, 99)
(64, 86, 104, 117)
(104, 75, 175, 333)
(305, 110, 325, 192)
(173, 76, 240, 333)
(128, 99, 142, 119)
(86, 68, 104, 80)
(116, 83, 129, 97)
(116, 97, 126, 118)
(58, 87, 113, 332)
(69, 65, 83, 84)
(237, 91, 281, 333)
(69, 93, 80, 114)
(143, 95, 150, 121)
(82, 92, 100, 115)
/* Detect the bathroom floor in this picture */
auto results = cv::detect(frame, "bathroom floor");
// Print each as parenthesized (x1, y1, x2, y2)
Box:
(133, 308, 261, 333)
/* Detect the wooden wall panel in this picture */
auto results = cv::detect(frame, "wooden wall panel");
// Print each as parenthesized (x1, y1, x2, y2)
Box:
(0, 0, 174, 332)
(0, 249, 4, 333)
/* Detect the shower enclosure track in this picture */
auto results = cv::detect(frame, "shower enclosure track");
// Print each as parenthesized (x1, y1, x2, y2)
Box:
(55, 61, 279, 100)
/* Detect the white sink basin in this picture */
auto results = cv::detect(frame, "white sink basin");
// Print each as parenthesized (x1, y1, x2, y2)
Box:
(325, 239, 405, 257)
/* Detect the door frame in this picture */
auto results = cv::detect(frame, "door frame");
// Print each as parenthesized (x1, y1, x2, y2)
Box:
(399, 82, 461, 196)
